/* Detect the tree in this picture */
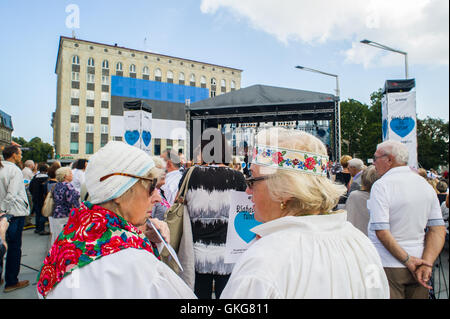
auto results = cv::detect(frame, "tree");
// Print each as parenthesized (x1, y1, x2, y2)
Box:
(12, 136, 54, 163)
(417, 117, 449, 169)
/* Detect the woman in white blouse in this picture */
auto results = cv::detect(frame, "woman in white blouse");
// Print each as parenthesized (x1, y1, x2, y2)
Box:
(221, 127, 389, 299)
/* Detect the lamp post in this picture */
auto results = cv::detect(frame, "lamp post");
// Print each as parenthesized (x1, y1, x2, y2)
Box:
(294, 65, 341, 161)
(360, 39, 408, 79)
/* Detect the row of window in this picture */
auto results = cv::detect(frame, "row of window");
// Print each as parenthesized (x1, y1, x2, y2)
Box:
(70, 105, 109, 117)
(72, 56, 236, 89)
(70, 123, 108, 134)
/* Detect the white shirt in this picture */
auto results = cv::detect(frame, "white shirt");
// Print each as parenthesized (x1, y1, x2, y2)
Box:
(161, 169, 183, 206)
(0, 161, 30, 217)
(44, 248, 197, 299)
(221, 213, 389, 299)
(22, 166, 34, 184)
(367, 166, 445, 268)
(71, 169, 85, 194)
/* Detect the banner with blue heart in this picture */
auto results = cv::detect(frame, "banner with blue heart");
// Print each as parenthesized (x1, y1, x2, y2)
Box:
(123, 110, 153, 153)
(225, 191, 262, 264)
(390, 117, 415, 138)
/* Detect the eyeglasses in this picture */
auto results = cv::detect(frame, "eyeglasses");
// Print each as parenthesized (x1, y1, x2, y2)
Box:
(245, 175, 270, 189)
(100, 172, 157, 196)
(373, 154, 388, 162)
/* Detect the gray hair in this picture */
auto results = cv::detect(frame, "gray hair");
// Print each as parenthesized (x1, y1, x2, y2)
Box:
(348, 158, 364, 170)
(361, 165, 378, 192)
(55, 167, 72, 182)
(24, 160, 35, 169)
(376, 140, 409, 164)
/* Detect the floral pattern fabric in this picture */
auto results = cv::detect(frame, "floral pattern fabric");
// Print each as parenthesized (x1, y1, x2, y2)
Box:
(37, 202, 159, 298)
(252, 145, 329, 176)
(52, 182, 80, 218)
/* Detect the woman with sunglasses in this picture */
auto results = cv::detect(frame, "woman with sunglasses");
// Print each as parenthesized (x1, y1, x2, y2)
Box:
(36, 141, 196, 299)
(221, 127, 389, 299)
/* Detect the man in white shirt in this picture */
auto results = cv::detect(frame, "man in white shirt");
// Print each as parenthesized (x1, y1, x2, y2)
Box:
(21, 160, 35, 184)
(368, 140, 446, 299)
(160, 149, 183, 206)
(0, 145, 30, 292)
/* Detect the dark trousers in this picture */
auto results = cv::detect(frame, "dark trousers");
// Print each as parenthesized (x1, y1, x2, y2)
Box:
(34, 203, 47, 232)
(194, 272, 230, 299)
(2, 216, 25, 287)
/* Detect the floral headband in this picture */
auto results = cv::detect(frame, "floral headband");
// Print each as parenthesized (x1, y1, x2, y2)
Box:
(252, 144, 329, 176)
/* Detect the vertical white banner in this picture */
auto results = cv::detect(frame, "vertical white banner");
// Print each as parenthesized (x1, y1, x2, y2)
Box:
(385, 91, 418, 168)
(123, 110, 152, 154)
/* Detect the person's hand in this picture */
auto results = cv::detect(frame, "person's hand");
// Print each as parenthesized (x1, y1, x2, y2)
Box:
(415, 264, 433, 289)
(144, 218, 170, 244)
(0, 213, 10, 248)
(404, 255, 433, 277)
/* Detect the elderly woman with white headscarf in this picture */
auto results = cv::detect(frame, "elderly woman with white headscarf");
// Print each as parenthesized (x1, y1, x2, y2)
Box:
(221, 127, 389, 299)
(36, 141, 196, 299)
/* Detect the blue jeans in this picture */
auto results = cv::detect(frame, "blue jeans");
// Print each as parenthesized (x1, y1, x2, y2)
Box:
(3, 216, 25, 287)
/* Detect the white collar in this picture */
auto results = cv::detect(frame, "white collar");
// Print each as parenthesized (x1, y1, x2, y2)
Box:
(250, 211, 348, 238)
(381, 166, 411, 178)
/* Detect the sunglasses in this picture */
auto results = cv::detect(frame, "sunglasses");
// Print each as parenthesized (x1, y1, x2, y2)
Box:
(245, 175, 270, 189)
(100, 172, 158, 196)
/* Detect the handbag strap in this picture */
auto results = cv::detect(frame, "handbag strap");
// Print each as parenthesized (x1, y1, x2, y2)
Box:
(174, 167, 195, 204)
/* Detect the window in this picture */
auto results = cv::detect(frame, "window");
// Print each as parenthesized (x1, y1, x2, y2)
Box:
(101, 108, 109, 117)
(71, 72, 80, 81)
(70, 142, 79, 154)
(87, 73, 95, 83)
(200, 76, 206, 85)
(101, 92, 110, 101)
(155, 68, 162, 81)
(143, 66, 149, 75)
(86, 107, 94, 116)
(231, 80, 236, 90)
(211, 78, 216, 86)
(86, 90, 95, 100)
(167, 70, 173, 83)
(71, 89, 80, 98)
(221, 79, 226, 88)
(86, 124, 94, 133)
(190, 74, 196, 86)
(72, 55, 80, 65)
(86, 142, 94, 155)
(71, 105, 79, 115)
(102, 60, 109, 69)
(102, 75, 109, 85)
(179, 72, 185, 81)
(101, 125, 108, 134)
(130, 64, 136, 73)
(70, 123, 79, 132)
(116, 62, 123, 71)
(88, 58, 95, 67)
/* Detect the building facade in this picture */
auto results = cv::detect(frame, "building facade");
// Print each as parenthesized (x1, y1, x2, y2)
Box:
(53, 36, 242, 159)
(0, 109, 13, 152)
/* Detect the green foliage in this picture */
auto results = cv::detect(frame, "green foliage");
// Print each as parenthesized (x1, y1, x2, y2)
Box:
(11, 136, 54, 163)
(417, 117, 449, 169)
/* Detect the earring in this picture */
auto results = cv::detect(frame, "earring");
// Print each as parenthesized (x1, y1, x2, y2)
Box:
(280, 202, 286, 210)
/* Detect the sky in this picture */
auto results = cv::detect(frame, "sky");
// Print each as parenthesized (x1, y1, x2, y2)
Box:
(0, 0, 448, 145)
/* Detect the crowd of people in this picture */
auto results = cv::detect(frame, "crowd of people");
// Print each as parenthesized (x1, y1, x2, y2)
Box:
(0, 129, 448, 299)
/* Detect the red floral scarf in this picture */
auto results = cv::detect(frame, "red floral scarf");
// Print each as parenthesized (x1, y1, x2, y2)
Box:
(37, 202, 159, 298)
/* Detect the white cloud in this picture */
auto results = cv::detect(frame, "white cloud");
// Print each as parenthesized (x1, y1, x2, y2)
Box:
(200, 0, 449, 67)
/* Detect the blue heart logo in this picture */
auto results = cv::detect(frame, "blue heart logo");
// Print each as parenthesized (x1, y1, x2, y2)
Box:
(124, 130, 140, 145)
(390, 117, 415, 138)
(142, 130, 152, 147)
(382, 119, 388, 140)
(234, 211, 262, 243)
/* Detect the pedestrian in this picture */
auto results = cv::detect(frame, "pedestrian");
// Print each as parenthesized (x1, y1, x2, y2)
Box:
(220, 127, 389, 299)
(0, 145, 30, 292)
(160, 149, 183, 206)
(48, 167, 80, 244)
(368, 140, 446, 299)
(151, 156, 170, 221)
(71, 158, 87, 194)
(21, 159, 35, 183)
(29, 162, 50, 235)
(36, 141, 196, 299)
(347, 158, 365, 194)
(436, 181, 448, 205)
(345, 165, 378, 236)
(179, 133, 247, 299)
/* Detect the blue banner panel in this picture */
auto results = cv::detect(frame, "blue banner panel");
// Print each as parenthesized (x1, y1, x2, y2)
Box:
(111, 76, 209, 104)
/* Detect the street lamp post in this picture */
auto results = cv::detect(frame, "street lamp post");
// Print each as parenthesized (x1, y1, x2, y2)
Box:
(360, 39, 409, 79)
(294, 65, 341, 161)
